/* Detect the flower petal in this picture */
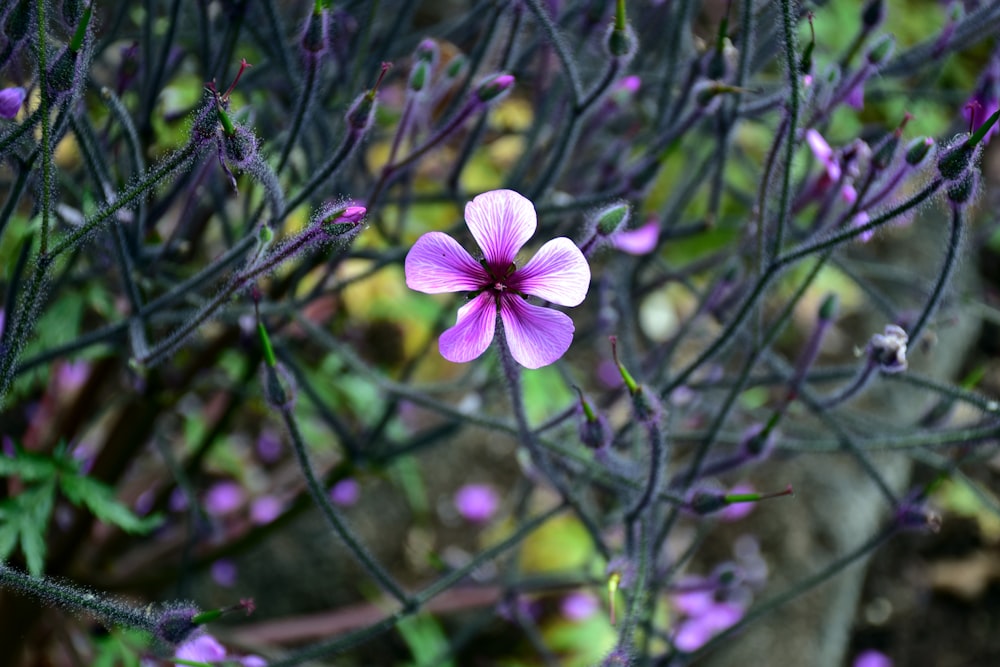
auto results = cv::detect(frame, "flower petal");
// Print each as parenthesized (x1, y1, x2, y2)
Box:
(439, 292, 497, 363)
(465, 189, 536, 275)
(405, 231, 488, 294)
(513, 237, 590, 306)
(611, 221, 660, 255)
(500, 296, 574, 369)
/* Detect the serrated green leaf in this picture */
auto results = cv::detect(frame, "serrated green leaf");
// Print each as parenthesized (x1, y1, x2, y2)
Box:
(0, 448, 58, 482)
(18, 481, 55, 575)
(0, 519, 19, 562)
(59, 475, 162, 534)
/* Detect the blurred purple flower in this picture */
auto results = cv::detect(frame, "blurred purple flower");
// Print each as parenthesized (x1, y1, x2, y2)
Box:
(330, 478, 360, 506)
(176, 634, 227, 664)
(404, 189, 590, 369)
(0, 87, 26, 119)
(853, 649, 892, 667)
(561, 591, 600, 621)
(250, 495, 283, 524)
(610, 221, 660, 255)
(55, 359, 90, 393)
(256, 429, 283, 463)
(852, 211, 873, 243)
(805, 129, 842, 182)
(211, 559, 238, 587)
(454, 483, 499, 523)
(672, 601, 744, 652)
(169, 487, 189, 513)
(204, 481, 245, 516)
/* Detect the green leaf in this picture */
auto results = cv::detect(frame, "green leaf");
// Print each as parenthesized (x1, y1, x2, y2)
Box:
(13, 481, 56, 575)
(58, 475, 162, 534)
(0, 447, 59, 482)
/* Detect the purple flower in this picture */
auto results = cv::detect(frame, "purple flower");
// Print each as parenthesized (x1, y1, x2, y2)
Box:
(210, 559, 238, 587)
(719, 483, 756, 522)
(176, 635, 227, 664)
(672, 600, 744, 652)
(454, 483, 500, 523)
(805, 129, 842, 182)
(610, 221, 660, 255)
(0, 87, 26, 120)
(853, 649, 892, 667)
(846, 80, 866, 110)
(561, 591, 599, 621)
(330, 478, 360, 506)
(204, 481, 245, 516)
(250, 495, 283, 524)
(405, 189, 590, 369)
(851, 211, 873, 243)
(963, 55, 1000, 144)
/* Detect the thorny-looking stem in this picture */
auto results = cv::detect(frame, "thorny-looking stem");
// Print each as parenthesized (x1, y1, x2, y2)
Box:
(279, 401, 412, 606)
(494, 319, 611, 561)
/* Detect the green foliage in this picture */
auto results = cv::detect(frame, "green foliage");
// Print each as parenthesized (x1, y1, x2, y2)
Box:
(0, 443, 162, 575)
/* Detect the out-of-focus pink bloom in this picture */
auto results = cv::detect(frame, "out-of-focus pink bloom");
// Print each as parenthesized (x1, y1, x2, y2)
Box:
(176, 635, 227, 663)
(561, 591, 600, 621)
(404, 189, 590, 369)
(55, 359, 90, 392)
(204, 481, 245, 516)
(597, 359, 625, 389)
(211, 559, 238, 587)
(133, 489, 155, 517)
(454, 483, 500, 523)
(853, 649, 892, 667)
(329, 478, 360, 506)
(610, 221, 660, 255)
(250, 495, 283, 524)
(806, 129, 842, 182)
(672, 601, 744, 651)
(840, 183, 858, 205)
(240, 656, 268, 667)
(0, 87, 26, 119)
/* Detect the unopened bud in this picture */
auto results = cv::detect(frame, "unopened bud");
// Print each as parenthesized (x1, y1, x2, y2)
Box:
(895, 502, 941, 532)
(866, 34, 895, 65)
(409, 60, 429, 92)
(937, 140, 976, 181)
(945, 169, 977, 205)
(575, 388, 612, 449)
(0, 86, 26, 119)
(862, 0, 884, 27)
(153, 606, 200, 647)
(316, 203, 367, 237)
(300, 7, 329, 57)
(475, 73, 515, 104)
(605, 23, 637, 60)
(595, 202, 631, 236)
(262, 362, 297, 410)
(905, 136, 934, 166)
(222, 125, 260, 170)
(819, 293, 839, 321)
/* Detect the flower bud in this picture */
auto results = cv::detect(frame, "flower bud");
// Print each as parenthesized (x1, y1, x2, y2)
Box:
(474, 73, 514, 104)
(154, 605, 201, 647)
(575, 388, 612, 449)
(866, 34, 894, 65)
(595, 202, 631, 236)
(262, 362, 296, 410)
(605, 23, 637, 61)
(222, 125, 260, 171)
(316, 202, 366, 237)
(738, 423, 776, 459)
(905, 136, 934, 166)
(937, 139, 976, 181)
(895, 501, 941, 533)
(819, 293, 839, 321)
(945, 169, 978, 205)
(346, 63, 390, 134)
(0, 86, 26, 119)
(862, 0, 884, 28)
(300, 6, 329, 59)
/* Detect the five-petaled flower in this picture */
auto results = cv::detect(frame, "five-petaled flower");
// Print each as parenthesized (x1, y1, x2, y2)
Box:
(405, 189, 590, 369)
